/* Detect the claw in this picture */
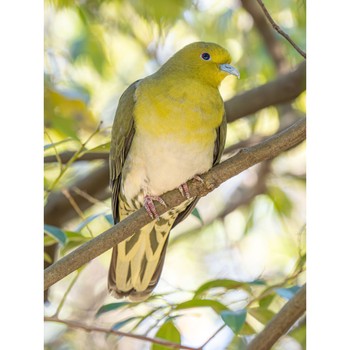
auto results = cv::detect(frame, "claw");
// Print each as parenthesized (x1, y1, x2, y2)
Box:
(178, 183, 191, 199)
(194, 175, 205, 184)
(144, 195, 167, 220)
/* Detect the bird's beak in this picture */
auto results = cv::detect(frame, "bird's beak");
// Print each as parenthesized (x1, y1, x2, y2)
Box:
(219, 64, 240, 79)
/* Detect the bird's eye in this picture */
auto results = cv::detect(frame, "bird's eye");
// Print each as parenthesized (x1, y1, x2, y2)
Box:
(201, 52, 211, 61)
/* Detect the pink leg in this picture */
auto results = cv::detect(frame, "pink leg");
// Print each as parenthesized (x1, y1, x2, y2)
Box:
(144, 195, 167, 220)
(178, 175, 205, 199)
(178, 183, 191, 199)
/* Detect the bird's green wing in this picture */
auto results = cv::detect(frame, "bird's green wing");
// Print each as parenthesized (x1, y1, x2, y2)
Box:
(213, 112, 227, 166)
(109, 80, 140, 224)
(172, 112, 227, 227)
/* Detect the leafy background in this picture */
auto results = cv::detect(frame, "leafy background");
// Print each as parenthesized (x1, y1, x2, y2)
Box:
(44, 0, 306, 349)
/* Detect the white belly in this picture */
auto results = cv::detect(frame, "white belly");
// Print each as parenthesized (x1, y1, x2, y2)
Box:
(121, 131, 215, 201)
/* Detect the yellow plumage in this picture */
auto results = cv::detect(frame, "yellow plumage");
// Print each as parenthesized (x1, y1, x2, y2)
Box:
(108, 42, 239, 301)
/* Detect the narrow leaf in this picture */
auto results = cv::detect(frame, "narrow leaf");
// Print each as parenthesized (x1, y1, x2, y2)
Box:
(44, 138, 73, 151)
(75, 212, 105, 231)
(111, 317, 139, 330)
(194, 279, 250, 298)
(191, 208, 204, 225)
(175, 299, 229, 314)
(86, 142, 110, 153)
(221, 309, 247, 334)
(44, 252, 52, 263)
(96, 302, 129, 317)
(44, 224, 67, 245)
(248, 307, 275, 325)
(259, 294, 275, 308)
(276, 286, 301, 300)
(104, 214, 114, 226)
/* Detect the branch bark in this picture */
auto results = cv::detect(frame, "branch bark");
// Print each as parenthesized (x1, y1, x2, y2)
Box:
(225, 61, 305, 123)
(247, 284, 306, 350)
(241, 0, 288, 73)
(44, 117, 306, 291)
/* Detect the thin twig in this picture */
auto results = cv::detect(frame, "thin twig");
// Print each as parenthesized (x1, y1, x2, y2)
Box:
(61, 189, 94, 237)
(44, 316, 198, 350)
(256, 0, 306, 59)
(45, 122, 102, 200)
(53, 268, 85, 318)
(199, 324, 226, 349)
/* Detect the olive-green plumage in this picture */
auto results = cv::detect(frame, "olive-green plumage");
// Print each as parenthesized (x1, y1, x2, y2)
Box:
(109, 42, 239, 301)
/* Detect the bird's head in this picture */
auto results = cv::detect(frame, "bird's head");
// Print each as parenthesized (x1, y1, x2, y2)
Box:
(159, 42, 240, 87)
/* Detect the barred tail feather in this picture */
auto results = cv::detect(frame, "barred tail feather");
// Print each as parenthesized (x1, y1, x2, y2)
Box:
(108, 214, 175, 302)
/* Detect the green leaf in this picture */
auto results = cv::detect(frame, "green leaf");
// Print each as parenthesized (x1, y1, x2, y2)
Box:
(175, 299, 229, 314)
(259, 294, 275, 308)
(111, 317, 139, 330)
(44, 252, 53, 263)
(60, 231, 91, 255)
(276, 286, 301, 300)
(248, 307, 275, 325)
(75, 212, 105, 231)
(267, 185, 293, 216)
(248, 279, 266, 286)
(191, 208, 204, 225)
(240, 322, 256, 336)
(221, 309, 247, 334)
(194, 279, 250, 298)
(227, 335, 247, 350)
(44, 224, 67, 245)
(96, 302, 130, 317)
(152, 319, 181, 350)
(289, 319, 306, 349)
(86, 142, 110, 153)
(44, 138, 73, 151)
(104, 214, 114, 226)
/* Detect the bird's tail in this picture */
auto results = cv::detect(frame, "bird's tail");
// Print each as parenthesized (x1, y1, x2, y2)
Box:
(108, 214, 176, 302)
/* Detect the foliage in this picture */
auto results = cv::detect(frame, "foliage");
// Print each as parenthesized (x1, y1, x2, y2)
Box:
(44, 0, 306, 349)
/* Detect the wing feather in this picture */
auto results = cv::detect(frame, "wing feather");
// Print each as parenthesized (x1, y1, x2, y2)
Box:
(109, 80, 140, 224)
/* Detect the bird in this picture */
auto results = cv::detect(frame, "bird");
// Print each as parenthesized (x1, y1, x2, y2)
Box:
(108, 41, 240, 301)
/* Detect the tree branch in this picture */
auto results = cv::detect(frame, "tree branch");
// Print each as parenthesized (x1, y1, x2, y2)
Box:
(44, 118, 306, 291)
(45, 151, 109, 163)
(255, 0, 306, 59)
(44, 316, 198, 350)
(241, 0, 288, 73)
(247, 284, 306, 350)
(44, 162, 110, 227)
(225, 61, 305, 123)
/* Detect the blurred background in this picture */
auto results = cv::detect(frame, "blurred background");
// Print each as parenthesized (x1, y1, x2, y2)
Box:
(44, 0, 306, 349)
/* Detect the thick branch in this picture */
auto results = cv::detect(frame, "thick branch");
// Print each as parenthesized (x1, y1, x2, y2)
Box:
(225, 61, 306, 123)
(45, 151, 109, 163)
(44, 118, 306, 290)
(44, 162, 110, 226)
(247, 284, 306, 350)
(241, 0, 288, 72)
(44, 317, 197, 350)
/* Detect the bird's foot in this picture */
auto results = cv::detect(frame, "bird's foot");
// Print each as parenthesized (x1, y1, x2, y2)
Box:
(178, 175, 205, 199)
(144, 195, 167, 220)
(193, 175, 205, 184)
(178, 183, 191, 199)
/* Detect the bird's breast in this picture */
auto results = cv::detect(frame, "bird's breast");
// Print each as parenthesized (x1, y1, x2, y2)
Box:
(120, 77, 223, 202)
(122, 131, 215, 201)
